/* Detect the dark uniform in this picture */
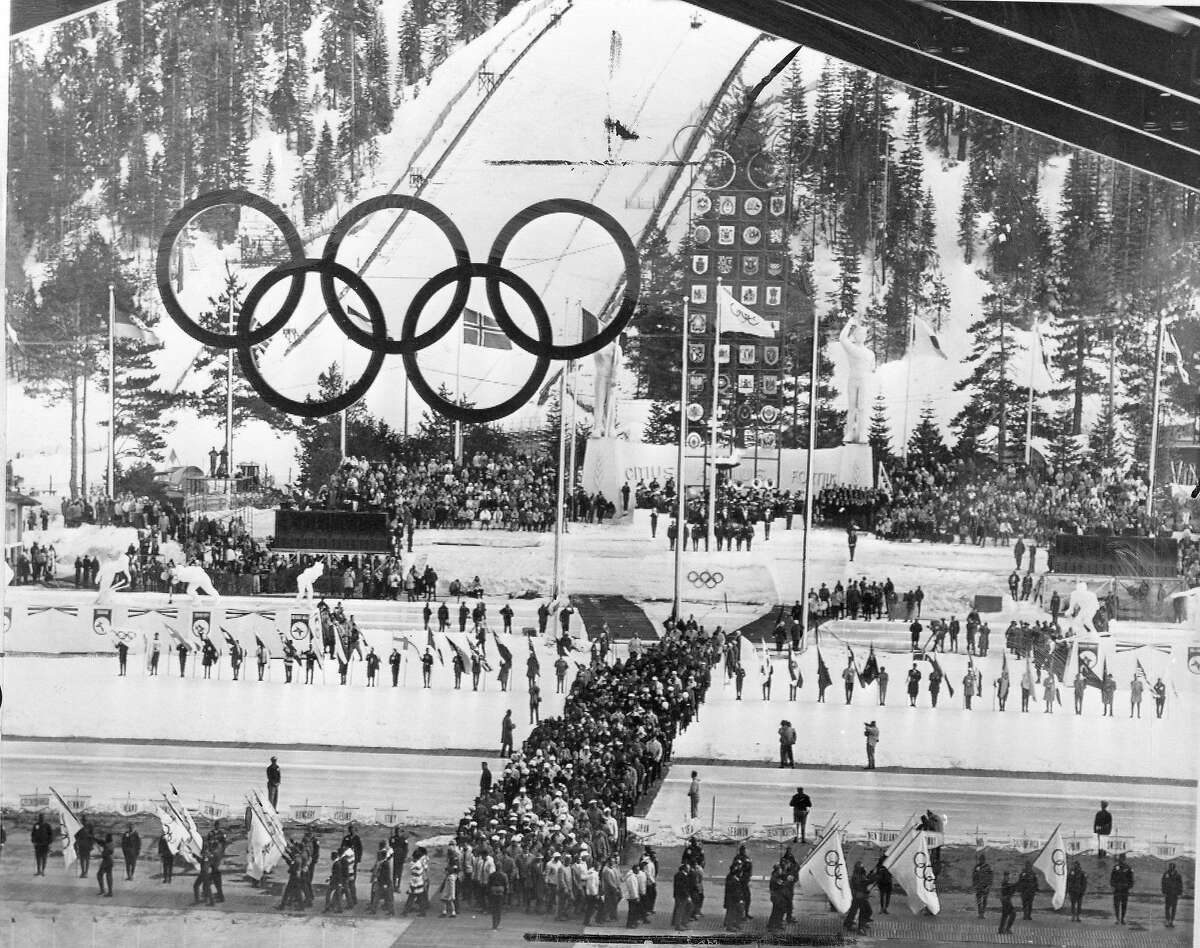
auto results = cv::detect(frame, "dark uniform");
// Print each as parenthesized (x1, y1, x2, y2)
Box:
(116, 642, 129, 676)
(121, 825, 141, 880)
(177, 642, 189, 677)
(421, 650, 434, 688)
(95, 834, 115, 896)
(389, 649, 401, 686)
(971, 856, 993, 917)
(1066, 862, 1087, 921)
(997, 873, 1017, 934)
(267, 758, 281, 808)
(1162, 863, 1183, 927)
(1110, 855, 1133, 924)
(158, 833, 174, 882)
(1016, 862, 1039, 919)
(31, 815, 52, 874)
(206, 823, 227, 902)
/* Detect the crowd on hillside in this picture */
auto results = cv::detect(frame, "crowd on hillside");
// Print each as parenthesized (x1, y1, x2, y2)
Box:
(868, 458, 1162, 546)
(287, 453, 573, 536)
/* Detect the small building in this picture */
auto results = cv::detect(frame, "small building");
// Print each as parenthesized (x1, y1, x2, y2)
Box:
(5, 490, 39, 557)
(155, 465, 208, 504)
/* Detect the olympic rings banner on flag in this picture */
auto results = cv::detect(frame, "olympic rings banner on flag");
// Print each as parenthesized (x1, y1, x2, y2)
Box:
(156, 190, 642, 424)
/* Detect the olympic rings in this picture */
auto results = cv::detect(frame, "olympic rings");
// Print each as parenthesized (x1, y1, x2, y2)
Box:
(486, 198, 639, 361)
(237, 258, 387, 417)
(403, 263, 553, 425)
(686, 570, 724, 589)
(321, 194, 471, 354)
(157, 189, 307, 349)
(155, 189, 642, 423)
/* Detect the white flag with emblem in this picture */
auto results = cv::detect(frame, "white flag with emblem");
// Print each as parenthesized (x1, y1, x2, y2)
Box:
(717, 285, 778, 338)
(884, 825, 940, 915)
(796, 823, 852, 913)
(245, 788, 289, 881)
(1033, 823, 1067, 909)
(49, 787, 83, 873)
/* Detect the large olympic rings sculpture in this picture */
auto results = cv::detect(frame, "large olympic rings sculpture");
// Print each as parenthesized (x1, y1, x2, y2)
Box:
(156, 190, 642, 424)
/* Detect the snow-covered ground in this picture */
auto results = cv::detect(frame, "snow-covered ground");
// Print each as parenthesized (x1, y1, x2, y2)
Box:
(6, 515, 1198, 782)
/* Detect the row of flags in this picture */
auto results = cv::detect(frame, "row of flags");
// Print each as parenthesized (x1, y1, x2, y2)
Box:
(49, 783, 289, 880)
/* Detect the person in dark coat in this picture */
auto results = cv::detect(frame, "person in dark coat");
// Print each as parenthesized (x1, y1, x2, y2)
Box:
(997, 871, 1017, 934)
(120, 823, 141, 880)
(843, 860, 872, 934)
(868, 856, 892, 914)
(158, 833, 174, 883)
(1110, 853, 1134, 924)
(720, 862, 743, 931)
(1093, 801, 1113, 859)
(1016, 860, 1039, 920)
(74, 820, 95, 877)
(30, 813, 52, 875)
(95, 833, 115, 896)
(1066, 860, 1087, 921)
(971, 853, 993, 918)
(1161, 862, 1184, 928)
(671, 863, 693, 931)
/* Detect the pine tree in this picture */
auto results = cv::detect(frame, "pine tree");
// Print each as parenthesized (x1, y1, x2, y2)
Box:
(625, 228, 684, 401)
(642, 401, 681, 445)
(952, 281, 1024, 462)
(868, 394, 895, 464)
(312, 122, 337, 213)
(1050, 405, 1082, 472)
(261, 151, 276, 200)
(829, 229, 861, 316)
(396, 4, 423, 88)
(1051, 151, 1110, 433)
(907, 400, 949, 467)
(186, 262, 298, 436)
(958, 190, 977, 263)
(364, 8, 393, 134)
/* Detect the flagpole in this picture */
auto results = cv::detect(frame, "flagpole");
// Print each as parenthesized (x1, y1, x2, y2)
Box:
(707, 281, 722, 551)
(673, 297, 690, 619)
(107, 284, 115, 497)
(799, 303, 821, 647)
(565, 310, 580, 523)
(1146, 308, 1166, 519)
(225, 293, 234, 508)
(1025, 319, 1037, 465)
(551, 365, 569, 601)
(901, 313, 914, 460)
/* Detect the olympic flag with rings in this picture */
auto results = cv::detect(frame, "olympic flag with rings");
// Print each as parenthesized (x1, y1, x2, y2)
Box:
(156, 190, 642, 424)
(796, 822, 851, 913)
(1032, 823, 1068, 909)
(884, 826, 940, 915)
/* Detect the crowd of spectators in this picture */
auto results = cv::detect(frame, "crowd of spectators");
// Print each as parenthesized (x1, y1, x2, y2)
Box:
(289, 453, 567, 536)
(867, 458, 1161, 547)
(445, 615, 719, 925)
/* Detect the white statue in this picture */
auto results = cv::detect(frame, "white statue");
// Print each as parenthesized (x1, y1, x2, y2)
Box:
(167, 564, 222, 603)
(94, 554, 134, 604)
(296, 561, 325, 602)
(592, 338, 622, 438)
(839, 317, 876, 444)
(1066, 580, 1101, 635)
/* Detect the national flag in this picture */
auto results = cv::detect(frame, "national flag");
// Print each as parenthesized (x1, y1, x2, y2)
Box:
(884, 826, 941, 915)
(536, 366, 564, 406)
(255, 634, 268, 653)
(861, 646, 879, 685)
(469, 639, 493, 672)
(1032, 824, 1068, 909)
(923, 652, 954, 697)
(1029, 319, 1056, 392)
(159, 789, 203, 867)
(49, 787, 83, 873)
(847, 646, 865, 687)
(445, 636, 468, 669)
(796, 823, 852, 913)
(1166, 330, 1190, 384)
(716, 285, 778, 338)
(222, 627, 240, 650)
(333, 626, 350, 666)
(1135, 657, 1150, 681)
(462, 307, 512, 349)
(816, 648, 832, 691)
(884, 813, 920, 862)
(245, 788, 289, 881)
(910, 315, 948, 360)
(580, 305, 600, 342)
(493, 633, 513, 666)
(111, 285, 160, 345)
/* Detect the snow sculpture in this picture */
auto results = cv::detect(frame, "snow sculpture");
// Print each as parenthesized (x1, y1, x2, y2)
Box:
(167, 564, 221, 602)
(839, 317, 876, 444)
(296, 561, 325, 602)
(592, 337, 622, 438)
(93, 555, 133, 603)
(1066, 580, 1101, 635)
